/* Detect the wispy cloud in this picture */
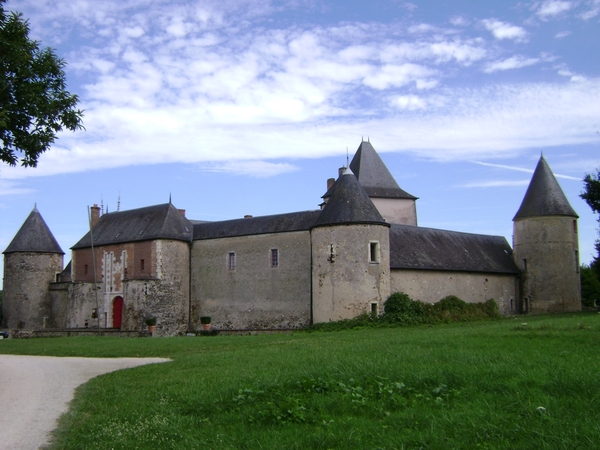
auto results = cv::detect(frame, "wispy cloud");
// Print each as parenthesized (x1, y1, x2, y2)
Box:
(0, 180, 35, 196)
(481, 19, 528, 41)
(483, 55, 540, 73)
(537, 0, 573, 19)
(196, 160, 300, 177)
(472, 161, 581, 180)
(459, 180, 530, 188)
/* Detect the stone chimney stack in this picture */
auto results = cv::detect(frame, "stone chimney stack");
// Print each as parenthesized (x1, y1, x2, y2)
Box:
(327, 178, 335, 191)
(90, 204, 101, 227)
(338, 167, 346, 178)
(178, 209, 186, 217)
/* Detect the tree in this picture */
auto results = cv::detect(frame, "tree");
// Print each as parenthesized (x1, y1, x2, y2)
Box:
(0, 0, 83, 167)
(581, 169, 600, 277)
(581, 265, 600, 307)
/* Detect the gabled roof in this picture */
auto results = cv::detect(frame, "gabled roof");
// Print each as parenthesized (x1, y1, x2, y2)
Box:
(342, 141, 417, 200)
(314, 170, 389, 228)
(514, 156, 578, 220)
(3, 207, 64, 254)
(389, 224, 519, 274)
(194, 210, 321, 240)
(72, 203, 193, 249)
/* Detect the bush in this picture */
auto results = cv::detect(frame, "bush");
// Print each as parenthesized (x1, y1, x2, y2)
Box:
(581, 265, 600, 307)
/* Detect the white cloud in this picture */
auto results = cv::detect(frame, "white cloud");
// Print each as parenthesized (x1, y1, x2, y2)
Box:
(537, 1, 573, 18)
(460, 180, 530, 188)
(0, 180, 35, 196)
(555, 31, 571, 38)
(481, 19, 528, 41)
(580, 0, 600, 19)
(391, 95, 427, 110)
(483, 55, 540, 73)
(449, 16, 470, 26)
(196, 160, 300, 177)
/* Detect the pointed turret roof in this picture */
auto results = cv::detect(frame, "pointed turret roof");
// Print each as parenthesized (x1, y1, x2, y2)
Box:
(313, 169, 389, 228)
(513, 156, 577, 220)
(72, 203, 193, 249)
(346, 141, 417, 200)
(3, 207, 64, 254)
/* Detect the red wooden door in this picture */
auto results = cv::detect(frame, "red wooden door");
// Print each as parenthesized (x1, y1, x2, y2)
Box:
(113, 296, 123, 329)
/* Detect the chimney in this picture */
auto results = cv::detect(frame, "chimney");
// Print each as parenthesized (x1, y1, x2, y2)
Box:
(327, 178, 335, 191)
(338, 167, 346, 178)
(178, 209, 186, 217)
(90, 204, 101, 227)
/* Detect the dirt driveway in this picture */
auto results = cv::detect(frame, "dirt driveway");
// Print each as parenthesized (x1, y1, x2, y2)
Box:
(0, 354, 170, 450)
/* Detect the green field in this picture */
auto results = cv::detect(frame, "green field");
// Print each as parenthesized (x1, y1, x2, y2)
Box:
(2, 313, 600, 449)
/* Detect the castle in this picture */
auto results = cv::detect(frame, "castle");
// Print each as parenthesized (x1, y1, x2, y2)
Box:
(2, 141, 582, 336)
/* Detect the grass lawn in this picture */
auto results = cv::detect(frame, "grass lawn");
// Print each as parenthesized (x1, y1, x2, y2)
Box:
(2, 313, 600, 449)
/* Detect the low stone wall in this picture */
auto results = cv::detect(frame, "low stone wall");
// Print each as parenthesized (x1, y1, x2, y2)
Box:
(8, 328, 150, 338)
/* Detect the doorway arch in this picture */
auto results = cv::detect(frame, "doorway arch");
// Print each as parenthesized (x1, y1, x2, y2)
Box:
(112, 296, 124, 329)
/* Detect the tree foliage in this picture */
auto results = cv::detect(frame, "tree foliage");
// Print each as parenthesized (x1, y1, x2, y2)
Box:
(0, 0, 83, 167)
(581, 265, 600, 307)
(581, 169, 600, 277)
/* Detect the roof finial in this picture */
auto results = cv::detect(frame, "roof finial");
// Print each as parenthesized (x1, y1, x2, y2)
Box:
(346, 147, 349, 168)
(117, 192, 121, 211)
(169, 192, 172, 204)
(101, 195, 104, 215)
(368, 136, 370, 143)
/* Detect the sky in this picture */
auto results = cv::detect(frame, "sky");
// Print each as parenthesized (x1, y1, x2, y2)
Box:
(1, 0, 599, 288)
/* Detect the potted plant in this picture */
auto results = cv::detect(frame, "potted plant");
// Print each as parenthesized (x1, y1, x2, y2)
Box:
(200, 316, 211, 330)
(145, 317, 157, 334)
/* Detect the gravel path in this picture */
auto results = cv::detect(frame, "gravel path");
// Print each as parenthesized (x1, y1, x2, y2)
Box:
(0, 354, 170, 450)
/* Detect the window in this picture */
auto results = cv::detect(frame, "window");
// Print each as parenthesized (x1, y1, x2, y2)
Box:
(140, 259, 145, 271)
(370, 302, 378, 318)
(576, 250, 579, 273)
(522, 258, 527, 272)
(228, 252, 236, 271)
(84, 264, 88, 275)
(271, 248, 279, 268)
(369, 241, 380, 264)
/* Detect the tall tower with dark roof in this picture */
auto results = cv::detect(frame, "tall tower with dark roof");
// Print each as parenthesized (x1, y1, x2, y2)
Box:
(311, 169, 391, 322)
(2, 207, 64, 329)
(349, 140, 418, 225)
(513, 156, 581, 313)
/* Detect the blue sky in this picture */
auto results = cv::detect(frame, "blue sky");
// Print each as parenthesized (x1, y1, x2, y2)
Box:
(1, 0, 599, 288)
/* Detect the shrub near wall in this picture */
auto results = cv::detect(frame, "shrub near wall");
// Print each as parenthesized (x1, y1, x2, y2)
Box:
(308, 292, 499, 331)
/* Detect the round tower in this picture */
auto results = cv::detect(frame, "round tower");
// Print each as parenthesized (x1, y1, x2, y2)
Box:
(2, 206, 64, 329)
(513, 156, 580, 313)
(311, 169, 391, 323)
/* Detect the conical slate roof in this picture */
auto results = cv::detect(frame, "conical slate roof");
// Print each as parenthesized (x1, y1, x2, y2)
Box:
(513, 156, 577, 220)
(72, 203, 193, 249)
(347, 141, 417, 199)
(3, 207, 64, 254)
(314, 170, 389, 228)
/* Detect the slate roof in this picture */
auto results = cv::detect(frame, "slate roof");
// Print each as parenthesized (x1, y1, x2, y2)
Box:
(514, 156, 578, 220)
(314, 170, 389, 228)
(326, 141, 417, 200)
(3, 207, 64, 254)
(194, 210, 322, 240)
(72, 203, 193, 249)
(389, 224, 519, 274)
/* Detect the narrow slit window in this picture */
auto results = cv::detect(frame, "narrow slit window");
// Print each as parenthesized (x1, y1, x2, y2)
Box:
(228, 252, 236, 271)
(271, 248, 279, 268)
(575, 250, 579, 273)
(522, 258, 527, 272)
(369, 241, 380, 264)
(371, 302, 378, 318)
(140, 259, 145, 271)
(84, 264, 88, 275)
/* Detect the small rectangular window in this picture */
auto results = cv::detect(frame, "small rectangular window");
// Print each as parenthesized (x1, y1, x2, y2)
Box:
(522, 259, 527, 272)
(228, 252, 236, 271)
(140, 259, 145, 270)
(576, 250, 579, 273)
(371, 302, 378, 318)
(84, 264, 88, 275)
(271, 248, 279, 268)
(369, 241, 380, 264)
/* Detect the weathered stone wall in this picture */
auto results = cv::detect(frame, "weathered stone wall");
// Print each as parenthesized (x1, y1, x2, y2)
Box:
(48, 282, 70, 328)
(191, 231, 311, 330)
(390, 269, 517, 315)
(121, 240, 190, 336)
(67, 282, 99, 328)
(311, 224, 390, 323)
(513, 216, 581, 313)
(372, 198, 417, 226)
(2, 252, 63, 329)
